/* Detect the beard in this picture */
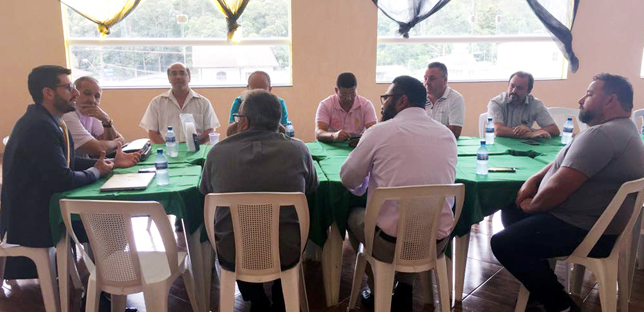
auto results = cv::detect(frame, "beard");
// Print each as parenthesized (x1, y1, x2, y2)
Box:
(53, 93, 75, 114)
(381, 103, 398, 122)
(578, 108, 596, 124)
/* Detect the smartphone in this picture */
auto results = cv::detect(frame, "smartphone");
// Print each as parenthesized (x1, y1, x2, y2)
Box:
(521, 140, 542, 146)
(489, 167, 516, 173)
(138, 167, 156, 173)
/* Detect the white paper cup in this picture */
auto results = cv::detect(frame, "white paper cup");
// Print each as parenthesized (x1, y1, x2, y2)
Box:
(209, 133, 220, 145)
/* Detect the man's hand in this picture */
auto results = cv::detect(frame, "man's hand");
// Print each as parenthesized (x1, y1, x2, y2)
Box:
(519, 198, 533, 213)
(528, 129, 552, 139)
(512, 124, 532, 137)
(113, 142, 141, 168)
(78, 103, 110, 124)
(516, 176, 540, 206)
(94, 151, 114, 177)
(332, 130, 350, 142)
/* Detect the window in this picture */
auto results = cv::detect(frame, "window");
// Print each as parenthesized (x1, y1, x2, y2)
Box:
(376, 0, 569, 83)
(63, 0, 291, 88)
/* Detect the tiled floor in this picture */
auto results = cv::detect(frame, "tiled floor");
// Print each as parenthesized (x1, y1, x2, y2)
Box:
(0, 213, 644, 311)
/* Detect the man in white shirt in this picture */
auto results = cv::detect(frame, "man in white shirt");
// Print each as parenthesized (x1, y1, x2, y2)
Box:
(424, 62, 465, 138)
(340, 75, 457, 311)
(140, 63, 220, 144)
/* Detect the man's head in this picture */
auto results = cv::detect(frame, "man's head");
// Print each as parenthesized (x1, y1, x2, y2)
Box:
(380, 75, 426, 122)
(28, 65, 78, 116)
(507, 71, 534, 104)
(247, 71, 272, 91)
(334, 72, 358, 108)
(578, 73, 633, 126)
(424, 62, 448, 98)
(74, 76, 102, 108)
(236, 89, 282, 133)
(167, 63, 191, 92)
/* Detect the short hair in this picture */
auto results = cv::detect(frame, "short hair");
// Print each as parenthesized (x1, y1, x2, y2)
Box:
(74, 76, 100, 89)
(248, 71, 271, 86)
(28, 65, 71, 104)
(593, 73, 634, 111)
(428, 62, 448, 79)
(336, 72, 357, 89)
(509, 71, 534, 93)
(242, 89, 282, 131)
(391, 75, 427, 108)
(166, 62, 191, 76)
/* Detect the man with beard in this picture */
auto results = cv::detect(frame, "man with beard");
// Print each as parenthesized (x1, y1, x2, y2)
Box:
(140, 62, 220, 144)
(340, 76, 457, 311)
(1, 65, 140, 252)
(315, 72, 377, 142)
(491, 74, 644, 312)
(424, 62, 465, 138)
(487, 71, 560, 139)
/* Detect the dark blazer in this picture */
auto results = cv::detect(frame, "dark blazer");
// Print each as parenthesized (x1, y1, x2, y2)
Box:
(0, 104, 97, 247)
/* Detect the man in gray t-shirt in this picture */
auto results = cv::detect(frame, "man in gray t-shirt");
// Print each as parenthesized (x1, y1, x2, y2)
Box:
(487, 71, 560, 139)
(491, 74, 644, 312)
(199, 90, 318, 310)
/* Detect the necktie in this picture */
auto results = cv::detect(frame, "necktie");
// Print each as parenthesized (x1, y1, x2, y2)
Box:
(59, 120, 71, 168)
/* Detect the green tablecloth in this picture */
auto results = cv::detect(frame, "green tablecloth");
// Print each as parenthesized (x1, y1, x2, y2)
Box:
(456, 136, 512, 156)
(305, 141, 353, 161)
(306, 162, 331, 246)
(138, 143, 212, 166)
(49, 165, 204, 244)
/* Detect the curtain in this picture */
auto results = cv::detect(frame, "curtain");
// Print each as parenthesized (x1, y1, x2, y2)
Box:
(210, 0, 251, 42)
(526, 0, 580, 73)
(60, 0, 142, 36)
(372, 0, 451, 38)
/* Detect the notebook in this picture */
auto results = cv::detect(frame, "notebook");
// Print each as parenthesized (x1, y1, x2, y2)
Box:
(100, 172, 156, 192)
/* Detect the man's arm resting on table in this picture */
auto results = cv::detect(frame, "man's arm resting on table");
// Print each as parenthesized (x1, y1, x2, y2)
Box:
(76, 138, 123, 158)
(494, 122, 522, 138)
(522, 166, 587, 213)
(316, 121, 349, 142)
(541, 123, 561, 137)
(148, 130, 165, 144)
(447, 125, 462, 139)
(198, 128, 214, 144)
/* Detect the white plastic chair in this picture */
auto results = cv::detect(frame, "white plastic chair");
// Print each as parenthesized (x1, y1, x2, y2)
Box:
(59, 199, 199, 312)
(631, 108, 644, 133)
(2, 136, 8, 146)
(346, 184, 465, 312)
(478, 113, 488, 138)
(204, 192, 310, 312)
(547, 107, 588, 132)
(514, 177, 644, 312)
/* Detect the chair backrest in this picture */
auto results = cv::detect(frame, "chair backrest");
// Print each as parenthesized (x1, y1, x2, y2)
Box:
(60, 200, 179, 291)
(569, 177, 644, 260)
(547, 107, 588, 133)
(362, 184, 465, 271)
(204, 192, 309, 280)
(478, 113, 488, 138)
(631, 108, 644, 133)
(2, 136, 8, 146)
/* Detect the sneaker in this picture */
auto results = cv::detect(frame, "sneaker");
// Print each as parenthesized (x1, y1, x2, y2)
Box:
(360, 289, 375, 311)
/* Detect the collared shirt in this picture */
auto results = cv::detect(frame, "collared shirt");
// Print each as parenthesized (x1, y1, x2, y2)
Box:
(487, 92, 555, 129)
(425, 87, 465, 127)
(139, 89, 220, 142)
(62, 110, 104, 151)
(228, 96, 289, 125)
(340, 107, 457, 239)
(315, 94, 378, 135)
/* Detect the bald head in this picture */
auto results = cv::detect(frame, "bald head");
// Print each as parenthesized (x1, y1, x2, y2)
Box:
(247, 71, 272, 91)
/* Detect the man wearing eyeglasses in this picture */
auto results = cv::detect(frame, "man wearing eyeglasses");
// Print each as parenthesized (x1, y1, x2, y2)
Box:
(140, 62, 220, 144)
(0, 65, 139, 256)
(315, 72, 377, 142)
(341, 76, 457, 311)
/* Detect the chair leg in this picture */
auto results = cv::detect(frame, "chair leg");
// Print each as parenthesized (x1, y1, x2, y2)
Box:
(347, 252, 367, 310)
(436, 257, 451, 312)
(619, 253, 630, 312)
(322, 223, 343, 307)
(201, 240, 214, 312)
(142, 283, 171, 312)
(85, 276, 100, 312)
(568, 264, 586, 296)
(181, 264, 200, 312)
(0, 256, 6, 282)
(514, 284, 529, 312)
(32, 248, 60, 312)
(299, 265, 310, 312)
(454, 233, 470, 301)
(638, 233, 644, 270)
(371, 260, 395, 312)
(593, 262, 618, 312)
(111, 295, 127, 312)
(219, 268, 236, 312)
(280, 265, 301, 312)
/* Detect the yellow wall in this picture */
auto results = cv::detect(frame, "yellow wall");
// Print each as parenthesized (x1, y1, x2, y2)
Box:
(2, 0, 644, 152)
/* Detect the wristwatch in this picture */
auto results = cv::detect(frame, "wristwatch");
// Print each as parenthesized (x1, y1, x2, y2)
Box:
(102, 119, 113, 128)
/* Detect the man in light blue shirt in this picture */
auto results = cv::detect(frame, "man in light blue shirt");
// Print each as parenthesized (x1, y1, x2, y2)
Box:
(227, 71, 288, 135)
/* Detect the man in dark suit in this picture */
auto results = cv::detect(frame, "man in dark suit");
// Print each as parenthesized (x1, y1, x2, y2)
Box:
(0, 65, 139, 251)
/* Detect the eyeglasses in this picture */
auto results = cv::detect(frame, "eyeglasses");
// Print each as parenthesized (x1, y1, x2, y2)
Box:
(380, 93, 403, 105)
(232, 113, 246, 123)
(55, 83, 76, 93)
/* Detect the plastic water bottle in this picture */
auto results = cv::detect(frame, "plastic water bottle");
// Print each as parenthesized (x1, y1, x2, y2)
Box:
(561, 118, 574, 145)
(485, 117, 495, 145)
(155, 148, 169, 185)
(285, 121, 295, 137)
(165, 126, 178, 158)
(476, 141, 489, 175)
